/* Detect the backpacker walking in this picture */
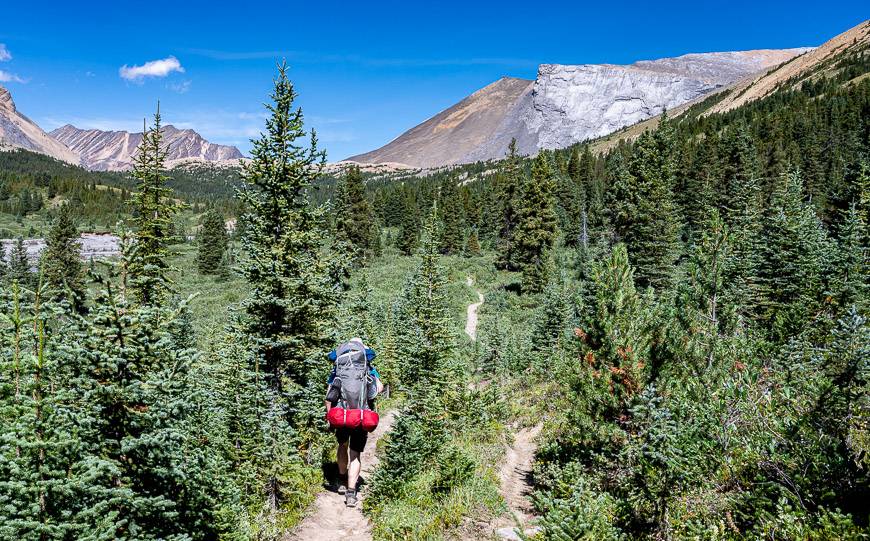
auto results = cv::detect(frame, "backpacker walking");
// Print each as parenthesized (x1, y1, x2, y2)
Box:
(324, 338, 384, 507)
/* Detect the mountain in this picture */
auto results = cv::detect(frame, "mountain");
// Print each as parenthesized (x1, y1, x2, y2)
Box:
(0, 85, 81, 164)
(587, 19, 870, 155)
(347, 77, 533, 169)
(706, 20, 870, 114)
(348, 48, 809, 168)
(50, 124, 244, 171)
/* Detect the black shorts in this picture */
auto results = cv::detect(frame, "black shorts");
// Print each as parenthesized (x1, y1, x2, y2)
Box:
(335, 428, 368, 453)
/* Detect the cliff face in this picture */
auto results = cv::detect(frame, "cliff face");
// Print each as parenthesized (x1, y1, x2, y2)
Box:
(0, 85, 81, 164)
(50, 124, 243, 171)
(351, 48, 810, 167)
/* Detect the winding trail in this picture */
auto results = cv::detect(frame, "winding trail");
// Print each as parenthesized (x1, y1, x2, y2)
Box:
(285, 411, 396, 541)
(465, 276, 484, 341)
(494, 424, 543, 540)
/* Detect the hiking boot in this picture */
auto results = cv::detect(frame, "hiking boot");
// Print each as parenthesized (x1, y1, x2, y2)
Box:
(345, 489, 358, 508)
(337, 477, 347, 495)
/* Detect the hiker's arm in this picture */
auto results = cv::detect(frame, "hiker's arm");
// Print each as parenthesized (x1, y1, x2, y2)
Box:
(375, 378, 384, 394)
(325, 385, 333, 416)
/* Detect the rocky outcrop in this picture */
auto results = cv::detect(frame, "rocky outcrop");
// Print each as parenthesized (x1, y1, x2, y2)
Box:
(0, 85, 81, 164)
(351, 48, 810, 167)
(50, 124, 243, 171)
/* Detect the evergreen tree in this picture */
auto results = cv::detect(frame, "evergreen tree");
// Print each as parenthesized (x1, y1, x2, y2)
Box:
(721, 127, 765, 320)
(197, 209, 229, 276)
(615, 119, 682, 291)
(759, 171, 830, 339)
(464, 228, 481, 257)
(128, 105, 181, 306)
(7, 237, 32, 287)
(438, 178, 464, 255)
(334, 165, 376, 258)
(396, 187, 420, 256)
(832, 204, 868, 313)
(235, 63, 335, 515)
(393, 207, 457, 394)
(495, 139, 523, 271)
(514, 151, 558, 294)
(71, 253, 226, 539)
(40, 203, 84, 307)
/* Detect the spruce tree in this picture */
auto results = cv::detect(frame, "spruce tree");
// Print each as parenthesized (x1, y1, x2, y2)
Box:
(464, 228, 481, 257)
(40, 203, 84, 307)
(721, 127, 764, 319)
(396, 187, 420, 256)
(128, 105, 181, 306)
(334, 165, 376, 258)
(438, 178, 464, 255)
(618, 119, 682, 291)
(7, 237, 32, 287)
(832, 203, 868, 313)
(393, 206, 457, 394)
(495, 139, 523, 271)
(197, 209, 229, 276)
(238, 60, 335, 426)
(758, 171, 830, 339)
(514, 150, 558, 294)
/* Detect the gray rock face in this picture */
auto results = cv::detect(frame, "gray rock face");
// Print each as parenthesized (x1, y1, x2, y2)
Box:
(50, 124, 244, 171)
(353, 48, 810, 167)
(1, 233, 121, 264)
(0, 85, 81, 164)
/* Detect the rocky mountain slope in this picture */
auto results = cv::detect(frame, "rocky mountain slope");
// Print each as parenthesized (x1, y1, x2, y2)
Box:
(706, 20, 870, 114)
(50, 123, 243, 171)
(347, 77, 533, 169)
(348, 48, 809, 167)
(0, 85, 81, 164)
(586, 19, 870, 154)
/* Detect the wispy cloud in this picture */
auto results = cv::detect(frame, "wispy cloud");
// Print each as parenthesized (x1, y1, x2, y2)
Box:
(0, 44, 11, 62)
(168, 80, 192, 94)
(0, 70, 26, 83)
(185, 47, 537, 69)
(119, 56, 185, 82)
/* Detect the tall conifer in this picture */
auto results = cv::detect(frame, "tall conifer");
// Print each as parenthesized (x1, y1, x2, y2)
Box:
(514, 150, 558, 294)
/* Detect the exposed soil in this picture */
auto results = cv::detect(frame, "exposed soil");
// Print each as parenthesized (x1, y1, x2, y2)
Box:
(465, 276, 484, 341)
(494, 424, 543, 539)
(284, 411, 396, 541)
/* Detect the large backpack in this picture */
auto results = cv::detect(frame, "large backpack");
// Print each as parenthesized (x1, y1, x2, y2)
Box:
(326, 341, 379, 432)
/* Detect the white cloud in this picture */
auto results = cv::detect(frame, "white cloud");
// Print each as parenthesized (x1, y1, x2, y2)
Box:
(119, 56, 185, 81)
(0, 44, 11, 62)
(168, 80, 192, 94)
(0, 70, 26, 83)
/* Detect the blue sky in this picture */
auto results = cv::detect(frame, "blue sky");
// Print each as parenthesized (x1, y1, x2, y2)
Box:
(1, 2, 866, 160)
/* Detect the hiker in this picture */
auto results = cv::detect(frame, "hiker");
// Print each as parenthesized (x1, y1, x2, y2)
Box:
(325, 338, 384, 508)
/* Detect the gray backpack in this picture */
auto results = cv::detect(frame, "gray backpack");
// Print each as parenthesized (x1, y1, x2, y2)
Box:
(333, 341, 370, 410)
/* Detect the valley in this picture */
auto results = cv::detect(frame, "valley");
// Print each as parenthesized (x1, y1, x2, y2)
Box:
(0, 12, 868, 541)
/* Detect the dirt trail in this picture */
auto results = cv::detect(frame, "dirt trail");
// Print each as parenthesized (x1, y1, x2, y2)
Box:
(465, 276, 484, 341)
(494, 424, 543, 540)
(285, 411, 395, 541)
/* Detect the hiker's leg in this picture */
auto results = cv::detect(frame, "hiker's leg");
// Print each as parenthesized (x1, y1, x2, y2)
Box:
(347, 449, 361, 491)
(337, 441, 349, 476)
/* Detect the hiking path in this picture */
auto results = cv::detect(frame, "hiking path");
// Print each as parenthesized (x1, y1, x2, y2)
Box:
(465, 275, 484, 341)
(285, 411, 396, 541)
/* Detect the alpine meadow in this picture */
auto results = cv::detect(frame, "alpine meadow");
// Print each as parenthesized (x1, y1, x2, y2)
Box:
(0, 6, 869, 541)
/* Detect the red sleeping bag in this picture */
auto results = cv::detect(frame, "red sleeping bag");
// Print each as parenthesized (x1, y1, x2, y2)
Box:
(327, 407, 379, 432)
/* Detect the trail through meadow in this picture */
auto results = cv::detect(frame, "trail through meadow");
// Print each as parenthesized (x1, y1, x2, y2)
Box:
(285, 411, 396, 541)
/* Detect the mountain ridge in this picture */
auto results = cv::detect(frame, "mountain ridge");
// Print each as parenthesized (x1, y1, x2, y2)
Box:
(348, 47, 811, 168)
(50, 123, 244, 171)
(0, 85, 82, 164)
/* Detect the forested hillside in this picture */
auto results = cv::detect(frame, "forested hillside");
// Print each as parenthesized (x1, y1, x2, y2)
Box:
(0, 23, 868, 541)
